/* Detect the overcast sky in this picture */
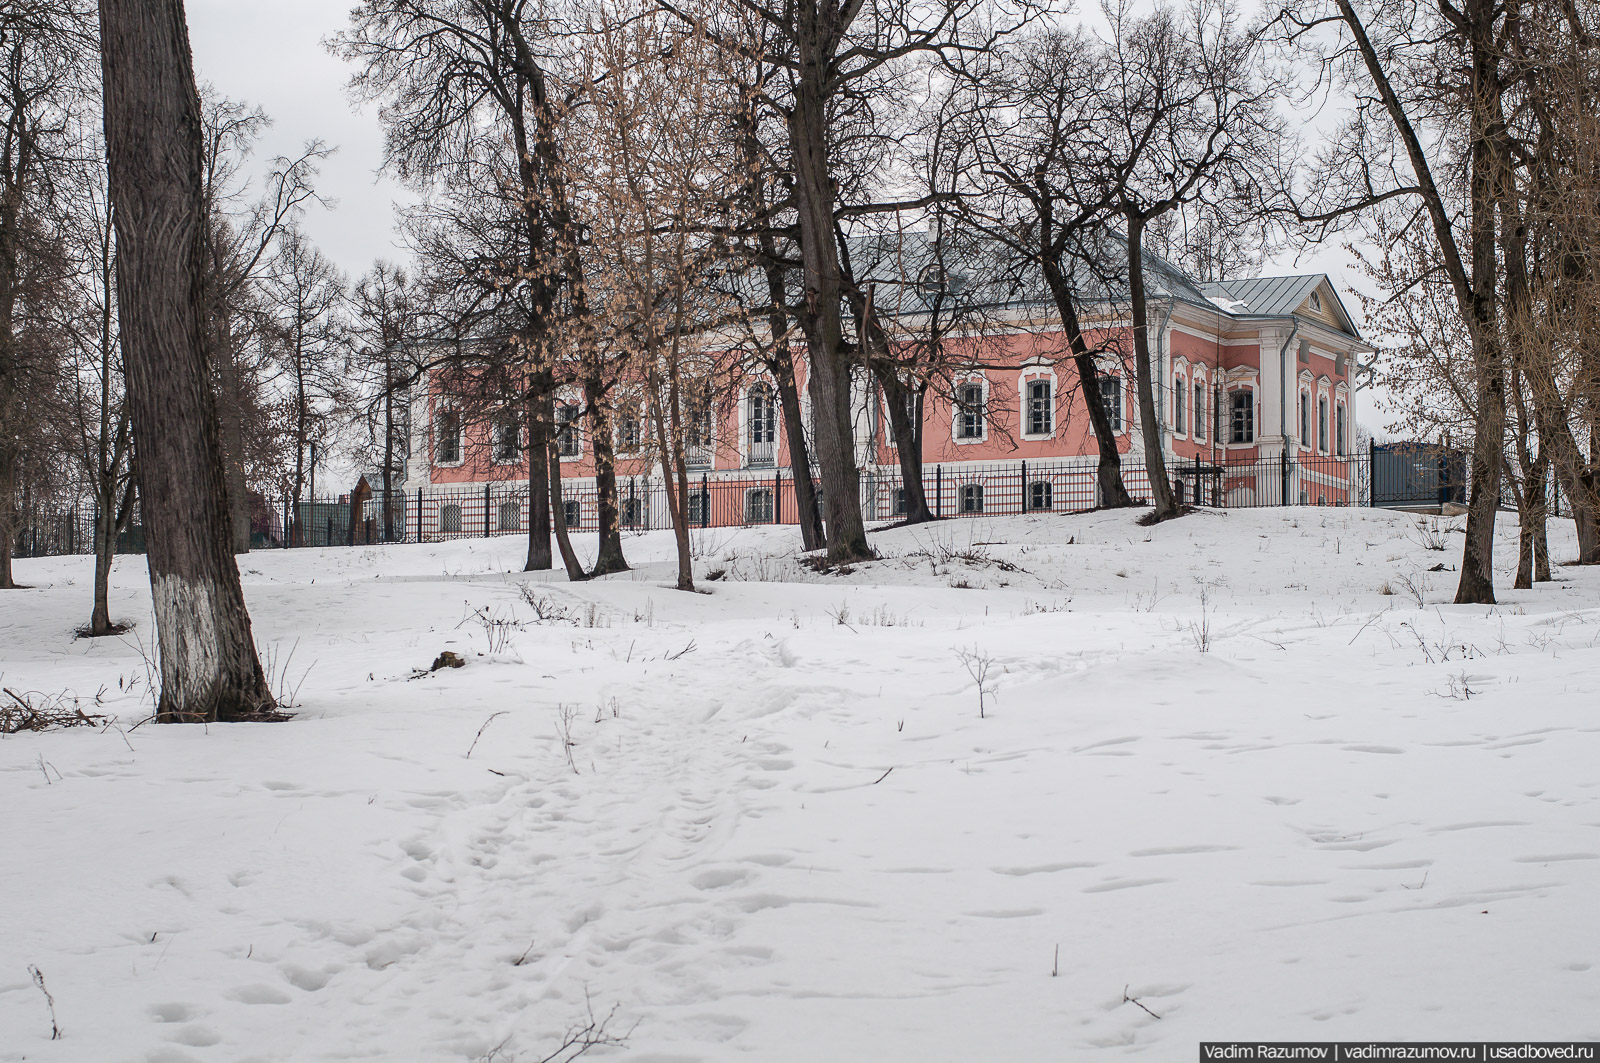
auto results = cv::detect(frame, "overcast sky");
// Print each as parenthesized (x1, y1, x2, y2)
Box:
(187, 0, 412, 282)
(182, 0, 1368, 327)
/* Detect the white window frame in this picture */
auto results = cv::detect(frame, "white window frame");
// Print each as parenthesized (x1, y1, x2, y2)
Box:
(1172, 367, 1187, 436)
(1228, 386, 1255, 445)
(1192, 373, 1206, 442)
(1099, 372, 1124, 434)
(952, 375, 988, 444)
(1019, 367, 1055, 440)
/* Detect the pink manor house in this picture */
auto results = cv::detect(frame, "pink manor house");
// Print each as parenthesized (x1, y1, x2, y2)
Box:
(402, 255, 1371, 536)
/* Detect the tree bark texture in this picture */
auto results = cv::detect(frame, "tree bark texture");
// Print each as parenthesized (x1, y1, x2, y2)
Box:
(98, 0, 275, 721)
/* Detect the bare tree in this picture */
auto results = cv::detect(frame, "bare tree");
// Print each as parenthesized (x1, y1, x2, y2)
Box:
(97, 0, 275, 721)
(351, 260, 421, 541)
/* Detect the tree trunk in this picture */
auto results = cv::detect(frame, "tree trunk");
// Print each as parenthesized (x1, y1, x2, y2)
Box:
(584, 376, 628, 576)
(524, 384, 553, 571)
(1125, 218, 1179, 521)
(1040, 258, 1133, 509)
(98, 0, 275, 722)
(874, 368, 933, 524)
(770, 345, 824, 550)
(788, 84, 871, 562)
(548, 431, 586, 582)
(211, 310, 252, 552)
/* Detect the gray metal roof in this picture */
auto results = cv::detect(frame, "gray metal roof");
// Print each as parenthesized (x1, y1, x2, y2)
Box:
(1199, 275, 1359, 337)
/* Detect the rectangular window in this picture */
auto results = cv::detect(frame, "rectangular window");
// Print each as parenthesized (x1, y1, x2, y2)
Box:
(1318, 397, 1329, 453)
(1299, 392, 1310, 446)
(1026, 379, 1053, 436)
(1229, 389, 1254, 444)
(562, 499, 581, 530)
(1193, 383, 1205, 441)
(493, 414, 520, 462)
(1173, 379, 1185, 434)
(1336, 403, 1347, 456)
(956, 383, 985, 439)
(616, 406, 642, 453)
(1101, 374, 1122, 433)
(435, 410, 461, 464)
(687, 490, 709, 526)
(556, 402, 582, 458)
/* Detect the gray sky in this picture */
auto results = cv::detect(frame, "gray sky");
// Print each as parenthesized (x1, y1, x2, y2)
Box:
(181, 0, 1372, 345)
(187, 0, 412, 282)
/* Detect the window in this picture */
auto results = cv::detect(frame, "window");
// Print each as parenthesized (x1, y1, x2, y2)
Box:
(955, 382, 985, 439)
(615, 405, 643, 453)
(1173, 377, 1185, 434)
(892, 487, 907, 516)
(687, 490, 709, 526)
(1336, 402, 1348, 456)
(745, 487, 774, 523)
(1318, 396, 1329, 453)
(434, 411, 461, 464)
(747, 386, 776, 466)
(686, 388, 714, 468)
(1299, 391, 1310, 446)
(621, 496, 645, 528)
(438, 503, 462, 534)
(498, 501, 521, 532)
(1028, 480, 1052, 511)
(493, 413, 520, 463)
(562, 499, 581, 530)
(1309, 290, 1322, 313)
(1193, 383, 1205, 441)
(556, 402, 582, 458)
(1026, 379, 1053, 436)
(1229, 388, 1254, 444)
(1100, 374, 1122, 432)
(959, 483, 984, 513)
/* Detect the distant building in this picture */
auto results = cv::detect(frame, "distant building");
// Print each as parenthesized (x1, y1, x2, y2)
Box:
(402, 242, 1372, 534)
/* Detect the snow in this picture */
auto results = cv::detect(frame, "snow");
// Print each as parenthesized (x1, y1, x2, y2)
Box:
(3, 507, 1599, 1060)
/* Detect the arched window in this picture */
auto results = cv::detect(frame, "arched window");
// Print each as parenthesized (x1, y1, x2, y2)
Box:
(499, 501, 521, 532)
(960, 483, 984, 513)
(1173, 376, 1186, 434)
(1028, 480, 1052, 511)
(747, 386, 776, 467)
(435, 411, 461, 464)
(439, 503, 462, 534)
(745, 487, 775, 523)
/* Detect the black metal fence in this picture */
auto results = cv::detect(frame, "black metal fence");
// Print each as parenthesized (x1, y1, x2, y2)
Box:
(14, 445, 1572, 561)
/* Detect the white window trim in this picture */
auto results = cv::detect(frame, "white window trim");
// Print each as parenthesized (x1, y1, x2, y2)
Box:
(1171, 368, 1188, 438)
(952, 374, 989, 445)
(1226, 384, 1257, 447)
(739, 380, 778, 465)
(1191, 370, 1207, 442)
(1018, 367, 1057, 441)
(1099, 371, 1126, 436)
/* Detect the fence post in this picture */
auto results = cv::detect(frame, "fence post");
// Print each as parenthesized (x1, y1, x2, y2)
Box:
(1020, 460, 1027, 513)
(772, 471, 780, 524)
(484, 482, 492, 537)
(701, 473, 709, 527)
(934, 465, 943, 517)
(416, 487, 423, 541)
(1368, 438, 1377, 507)
(1281, 450, 1290, 507)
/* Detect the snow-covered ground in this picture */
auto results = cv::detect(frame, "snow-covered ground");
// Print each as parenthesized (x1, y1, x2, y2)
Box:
(3, 507, 1598, 1061)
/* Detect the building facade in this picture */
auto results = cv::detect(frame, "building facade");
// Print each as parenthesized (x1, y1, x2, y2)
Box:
(402, 264, 1370, 537)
